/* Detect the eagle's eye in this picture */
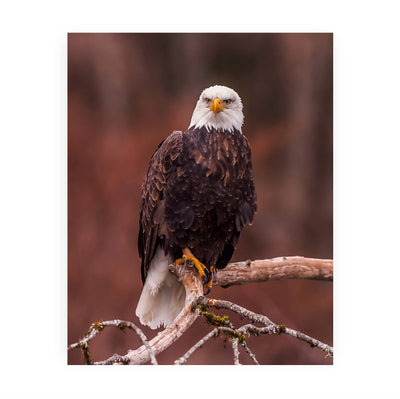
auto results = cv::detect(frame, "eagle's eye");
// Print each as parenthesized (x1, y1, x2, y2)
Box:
(204, 97, 212, 104)
(223, 99, 232, 105)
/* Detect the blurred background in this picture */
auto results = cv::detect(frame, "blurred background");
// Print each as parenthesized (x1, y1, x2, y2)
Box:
(68, 33, 333, 365)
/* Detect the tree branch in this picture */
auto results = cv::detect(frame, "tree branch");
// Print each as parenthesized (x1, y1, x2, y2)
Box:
(214, 256, 333, 288)
(174, 328, 219, 365)
(240, 339, 260, 365)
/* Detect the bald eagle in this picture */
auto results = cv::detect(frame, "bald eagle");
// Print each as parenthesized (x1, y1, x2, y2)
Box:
(135, 85, 257, 329)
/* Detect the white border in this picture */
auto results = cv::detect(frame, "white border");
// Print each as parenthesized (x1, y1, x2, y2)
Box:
(1, 1, 400, 398)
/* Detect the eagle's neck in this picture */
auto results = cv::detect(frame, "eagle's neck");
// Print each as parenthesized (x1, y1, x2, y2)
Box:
(186, 126, 242, 137)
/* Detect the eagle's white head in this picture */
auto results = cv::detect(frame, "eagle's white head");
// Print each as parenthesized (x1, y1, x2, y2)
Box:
(189, 85, 244, 133)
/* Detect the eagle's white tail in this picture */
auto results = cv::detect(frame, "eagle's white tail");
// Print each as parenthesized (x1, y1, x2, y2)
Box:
(135, 248, 186, 329)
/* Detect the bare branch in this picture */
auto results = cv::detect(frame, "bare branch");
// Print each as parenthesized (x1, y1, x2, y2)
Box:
(68, 319, 158, 365)
(214, 256, 333, 288)
(195, 297, 274, 326)
(240, 340, 260, 365)
(232, 338, 241, 365)
(196, 297, 333, 357)
(174, 328, 219, 365)
(277, 326, 333, 356)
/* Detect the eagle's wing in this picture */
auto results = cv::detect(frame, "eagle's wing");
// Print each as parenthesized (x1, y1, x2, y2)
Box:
(215, 134, 257, 268)
(138, 131, 183, 283)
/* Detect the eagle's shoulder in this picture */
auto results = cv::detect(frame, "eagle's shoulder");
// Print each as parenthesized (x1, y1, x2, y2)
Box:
(150, 130, 183, 169)
(143, 130, 183, 192)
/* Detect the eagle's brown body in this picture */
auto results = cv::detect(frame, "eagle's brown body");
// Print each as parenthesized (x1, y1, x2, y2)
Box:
(138, 126, 257, 284)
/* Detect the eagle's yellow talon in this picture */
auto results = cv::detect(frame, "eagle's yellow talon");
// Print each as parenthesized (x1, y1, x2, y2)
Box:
(204, 266, 216, 295)
(204, 277, 213, 291)
(176, 248, 208, 277)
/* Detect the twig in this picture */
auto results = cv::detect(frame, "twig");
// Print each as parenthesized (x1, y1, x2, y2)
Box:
(240, 340, 260, 365)
(276, 326, 333, 356)
(214, 256, 333, 288)
(232, 338, 241, 365)
(174, 328, 219, 365)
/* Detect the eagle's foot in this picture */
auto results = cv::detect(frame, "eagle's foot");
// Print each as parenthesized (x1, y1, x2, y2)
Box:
(176, 248, 207, 279)
(175, 248, 215, 294)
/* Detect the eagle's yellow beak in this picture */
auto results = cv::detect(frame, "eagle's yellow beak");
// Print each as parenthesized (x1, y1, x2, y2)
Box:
(209, 98, 227, 117)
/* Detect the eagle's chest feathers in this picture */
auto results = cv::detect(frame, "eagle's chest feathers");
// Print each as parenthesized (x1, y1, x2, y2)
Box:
(159, 126, 254, 266)
(181, 128, 245, 187)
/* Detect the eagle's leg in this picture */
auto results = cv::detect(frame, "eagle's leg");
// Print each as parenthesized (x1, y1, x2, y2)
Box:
(175, 248, 209, 281)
